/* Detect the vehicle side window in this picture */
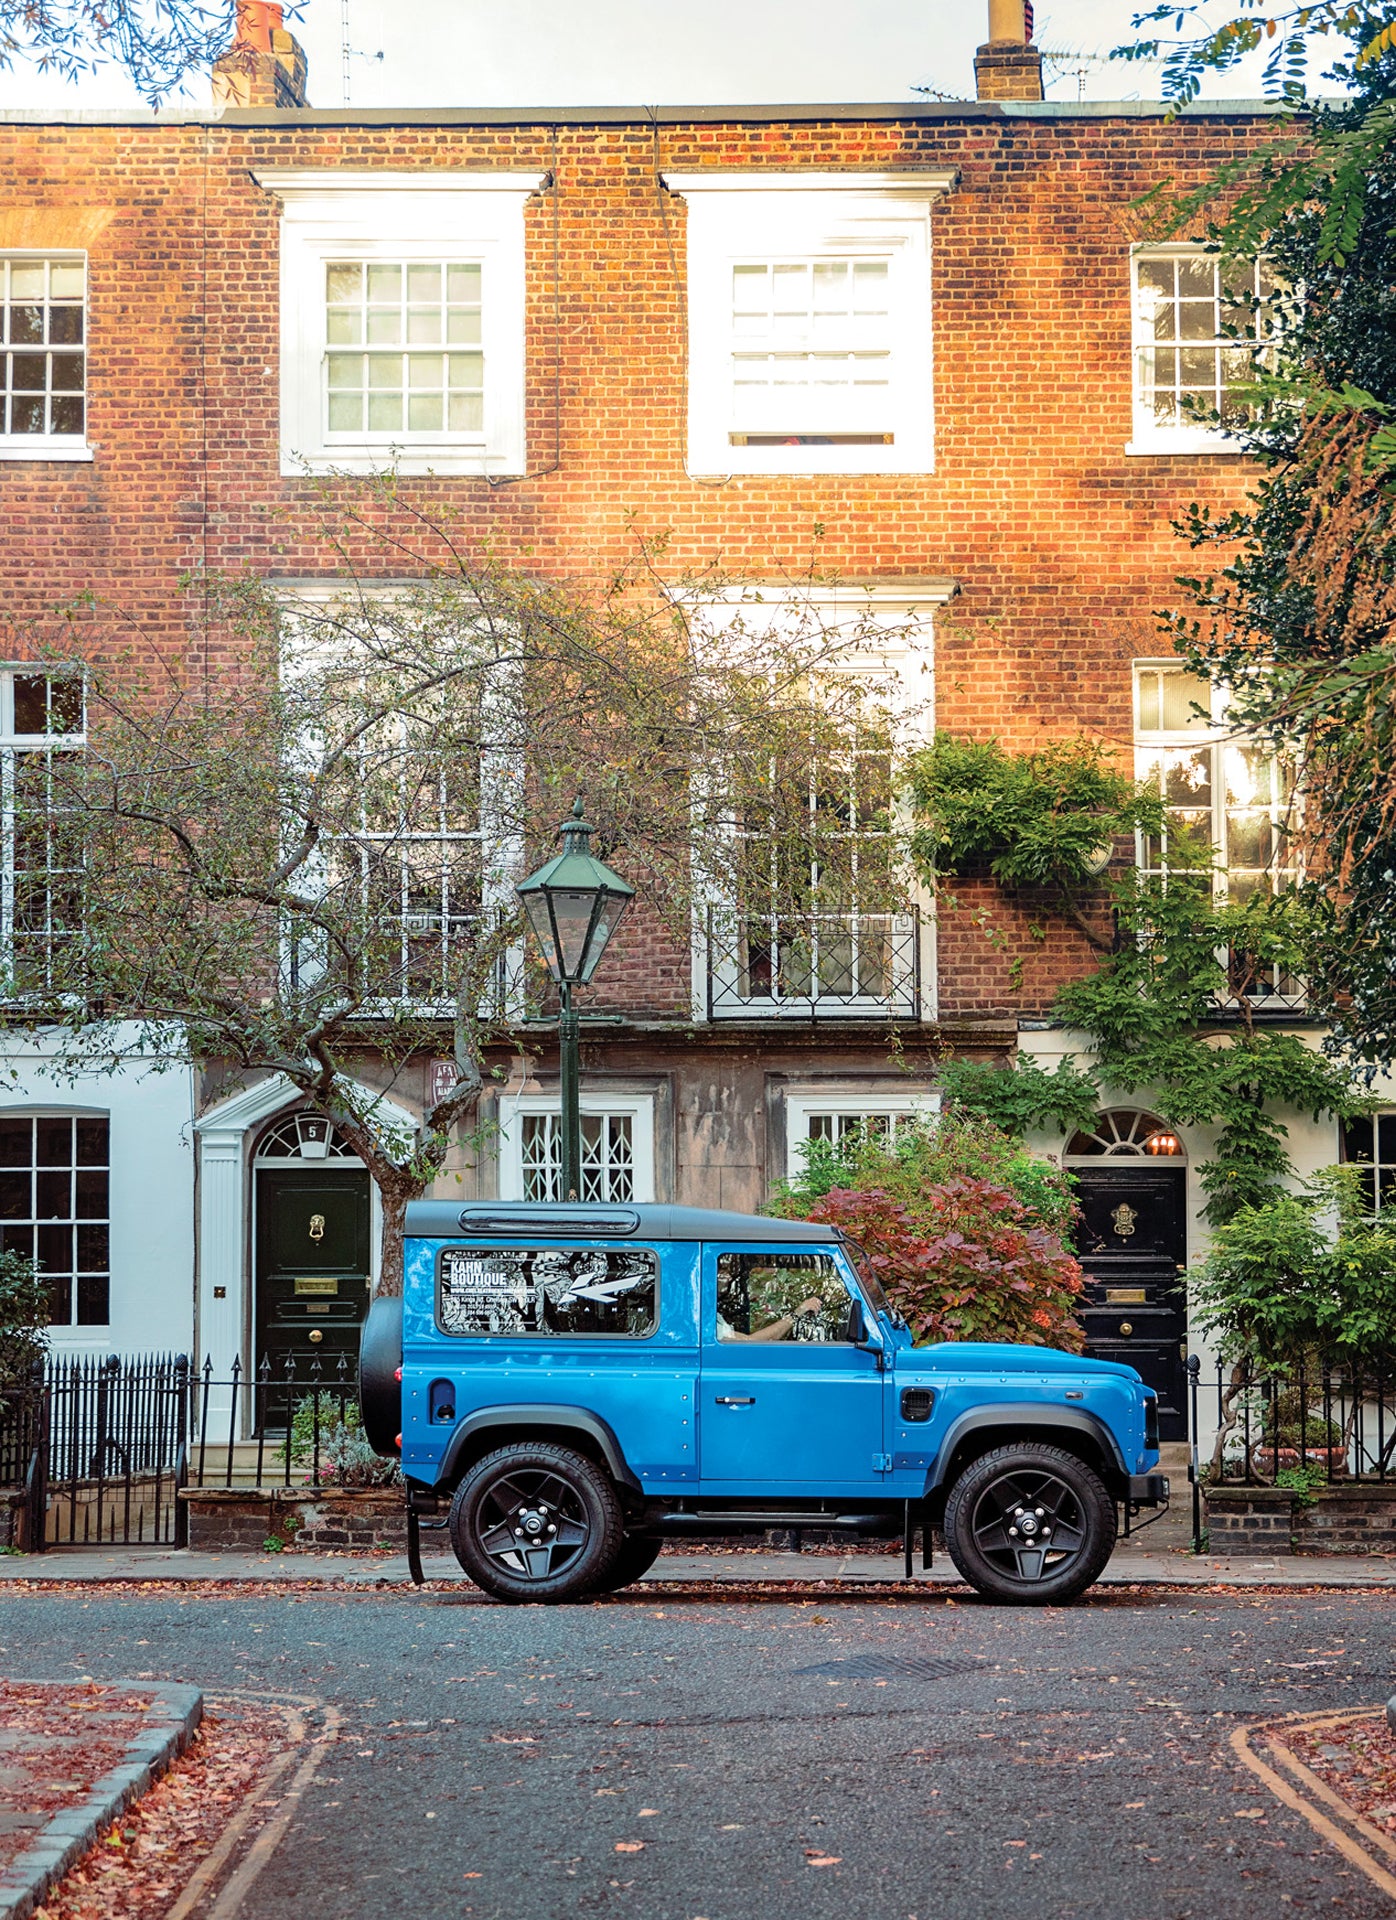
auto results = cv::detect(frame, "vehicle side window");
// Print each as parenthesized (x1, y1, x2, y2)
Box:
(437, 1245, 658, 1337)
(715, 1251, 854, 1344)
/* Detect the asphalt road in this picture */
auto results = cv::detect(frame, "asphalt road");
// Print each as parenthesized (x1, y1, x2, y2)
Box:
(3, 1581, 1394, 1919)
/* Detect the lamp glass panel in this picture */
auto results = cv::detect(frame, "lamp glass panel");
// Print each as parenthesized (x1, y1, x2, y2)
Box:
(521, 890, 561, 977)
(549, 889, 601, 980)
(577, 889, 631, 983)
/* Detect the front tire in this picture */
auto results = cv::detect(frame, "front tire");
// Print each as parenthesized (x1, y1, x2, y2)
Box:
(587, 1534, 663, 1594)
(449, 1442, 624, 1603)
(943, 1442, 1116, 1605)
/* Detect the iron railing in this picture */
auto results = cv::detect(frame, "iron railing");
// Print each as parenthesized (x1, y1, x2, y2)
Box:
(0, 1349, 372, 1550)
(706, 906, 920, 1019)
(1198, 1353, 1396, 1488)
(190, 1351, 364, 1491)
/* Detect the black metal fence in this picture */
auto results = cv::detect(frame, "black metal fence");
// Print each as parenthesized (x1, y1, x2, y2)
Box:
(190, 1351, 361, 1490)
(1, 1349, 364, 1551)
(1194, 1353, 1396, 1487)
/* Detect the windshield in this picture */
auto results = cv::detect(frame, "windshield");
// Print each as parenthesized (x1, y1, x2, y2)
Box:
(836, 1238, 900, 1327)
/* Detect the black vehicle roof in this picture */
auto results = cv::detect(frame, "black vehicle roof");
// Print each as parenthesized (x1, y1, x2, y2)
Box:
(404, 1201, 839, 1244)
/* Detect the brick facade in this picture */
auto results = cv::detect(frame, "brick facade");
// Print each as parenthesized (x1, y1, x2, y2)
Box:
(0, 94, 1274, 1233)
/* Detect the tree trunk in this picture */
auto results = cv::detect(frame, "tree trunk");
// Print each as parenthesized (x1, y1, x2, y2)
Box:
(376, 1187, 412, 1299)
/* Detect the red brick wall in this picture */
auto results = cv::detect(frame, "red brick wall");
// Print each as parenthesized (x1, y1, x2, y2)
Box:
(0, 107, 1272, 1027)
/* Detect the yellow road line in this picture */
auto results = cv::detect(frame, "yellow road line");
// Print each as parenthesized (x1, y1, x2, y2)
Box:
(1232, 1706, 1396, 1904)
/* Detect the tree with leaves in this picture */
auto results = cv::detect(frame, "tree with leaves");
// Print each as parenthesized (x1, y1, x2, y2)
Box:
(1149, 25, 1396, 1067)
(22, 479, 902, 1293)
(0, 0, 242, 102)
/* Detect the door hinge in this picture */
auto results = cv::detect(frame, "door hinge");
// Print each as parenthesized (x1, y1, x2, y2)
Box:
(872, 1453, 892, 1473)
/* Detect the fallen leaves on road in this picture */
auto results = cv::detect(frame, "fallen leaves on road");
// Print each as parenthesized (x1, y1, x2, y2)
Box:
(1279, 1711, 1396, 1831)
(804, 1850, 842, 1867)
(614, 1841, 645, 1853)
(32, 1703, 297, 1920)
(0, 1681, 159, 1881)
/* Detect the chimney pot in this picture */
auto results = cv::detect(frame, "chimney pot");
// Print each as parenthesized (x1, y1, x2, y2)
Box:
(975, 0, 1043, 99)
(213, 0, 309, 108)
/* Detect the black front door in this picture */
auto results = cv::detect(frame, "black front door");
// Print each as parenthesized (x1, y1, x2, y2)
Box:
(254, 1168, 372, 1379)
(1072, 1166, 1188, 1441)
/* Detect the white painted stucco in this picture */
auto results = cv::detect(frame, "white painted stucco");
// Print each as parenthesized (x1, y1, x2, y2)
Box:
(0, 1026, 196, 1358)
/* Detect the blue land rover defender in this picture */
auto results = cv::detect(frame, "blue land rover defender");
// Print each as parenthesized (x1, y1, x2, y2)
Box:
(361, 1201, 1166, 1605)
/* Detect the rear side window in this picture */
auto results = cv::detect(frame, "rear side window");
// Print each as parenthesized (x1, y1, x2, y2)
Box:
(437, 1245, 658, 1337)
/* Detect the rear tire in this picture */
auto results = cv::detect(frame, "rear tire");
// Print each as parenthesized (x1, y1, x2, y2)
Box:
(944, 1442, 1115, 1605)
(449, 1441, 624, 1603)
(587, 1534, 663, 1594)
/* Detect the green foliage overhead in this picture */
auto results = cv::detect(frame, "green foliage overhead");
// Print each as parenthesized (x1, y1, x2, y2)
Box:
(907, 734, 1163, 895)
(1157, 32, 1396, 1067)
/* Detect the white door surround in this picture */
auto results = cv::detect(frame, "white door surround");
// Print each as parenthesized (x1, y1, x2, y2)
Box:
(193, 1074, 414, 1382)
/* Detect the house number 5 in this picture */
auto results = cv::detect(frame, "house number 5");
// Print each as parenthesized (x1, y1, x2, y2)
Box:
(308, 1213, 326, 1242)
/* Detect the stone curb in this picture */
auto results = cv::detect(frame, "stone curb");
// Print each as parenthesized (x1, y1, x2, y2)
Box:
(0, 1679, 203, 1920)
(5, 1549, 1396, 1588)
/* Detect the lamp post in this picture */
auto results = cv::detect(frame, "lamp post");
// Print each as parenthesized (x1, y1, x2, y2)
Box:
(516, 800, 635, 1201)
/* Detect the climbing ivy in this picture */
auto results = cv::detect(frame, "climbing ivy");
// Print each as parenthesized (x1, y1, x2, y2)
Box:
(908, 737, 1366, 1223)
(907, 735, 1164, 953)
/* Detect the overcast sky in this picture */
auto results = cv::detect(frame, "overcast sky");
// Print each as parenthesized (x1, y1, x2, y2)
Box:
(0, 0, 1319, 114)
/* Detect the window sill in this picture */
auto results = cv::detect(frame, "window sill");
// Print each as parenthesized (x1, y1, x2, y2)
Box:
(690, 453, 935, 479)
(1124, 435, 1249, 458)
(282, 445, 520, 478)
(0, 442, 93, 463)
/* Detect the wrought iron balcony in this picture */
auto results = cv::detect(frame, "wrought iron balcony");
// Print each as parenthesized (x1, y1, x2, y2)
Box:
(705, 906, 920, 1020)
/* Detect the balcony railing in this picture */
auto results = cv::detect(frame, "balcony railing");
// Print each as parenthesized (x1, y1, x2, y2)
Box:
(705, 906, 919, 1020)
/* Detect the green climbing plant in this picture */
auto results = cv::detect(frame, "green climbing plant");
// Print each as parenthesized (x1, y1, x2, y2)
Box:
(907, 735, 1366, 1222)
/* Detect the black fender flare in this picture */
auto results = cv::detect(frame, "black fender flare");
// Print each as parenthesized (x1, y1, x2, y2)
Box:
(436, 1404, 643, 1495)
(924, 1404, 1128, 1496)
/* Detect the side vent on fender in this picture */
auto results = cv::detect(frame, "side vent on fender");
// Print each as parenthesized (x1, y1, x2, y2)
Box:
(900, 1387, 935, 1423)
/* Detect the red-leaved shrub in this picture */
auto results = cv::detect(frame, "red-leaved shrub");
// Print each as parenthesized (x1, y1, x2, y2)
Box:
(807, 1177, 1085, 1351)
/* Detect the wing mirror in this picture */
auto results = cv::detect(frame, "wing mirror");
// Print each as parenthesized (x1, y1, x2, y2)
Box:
(846, 1296, 884, 1366)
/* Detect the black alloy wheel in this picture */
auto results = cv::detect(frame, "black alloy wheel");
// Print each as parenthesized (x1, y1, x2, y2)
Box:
(943, 1442, 1116, 1604)
(449, 1441, 624, 1603)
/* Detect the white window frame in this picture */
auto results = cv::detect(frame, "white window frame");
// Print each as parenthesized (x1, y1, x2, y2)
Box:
(0, 251, 91, 463)
(1126, 244, 1274, 458)
(1133, 658, 1302, 1005)
(274, 581, 526, 1017)
(784, 1087, 940, 1178)
(254, 171, 545, 478)
(664, 172, 955, 478)
(688, 582, 949, 1023)
(0, 1107, 111, 1330)
(496, 1089, 656, 1203)
(0, 666, 85, 1000)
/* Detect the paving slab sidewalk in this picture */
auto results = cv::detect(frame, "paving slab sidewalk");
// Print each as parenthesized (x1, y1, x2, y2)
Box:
(2, 1543, 1395, 1588)
(0, 1679, 201, 1920)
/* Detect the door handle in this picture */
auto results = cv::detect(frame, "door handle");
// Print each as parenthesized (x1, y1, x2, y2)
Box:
(714, 1396, 756, 1407)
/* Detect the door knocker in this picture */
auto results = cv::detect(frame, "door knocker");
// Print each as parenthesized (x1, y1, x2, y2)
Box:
(308, 1213, 326, 1243)
(1110, 1202, 1138, 1239)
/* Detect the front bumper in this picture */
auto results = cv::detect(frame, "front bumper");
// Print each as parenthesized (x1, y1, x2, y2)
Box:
(1127, 1473, 1169, 1507)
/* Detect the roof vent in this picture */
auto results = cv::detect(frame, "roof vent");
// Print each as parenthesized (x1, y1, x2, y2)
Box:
(456, 1206, 641, 1237)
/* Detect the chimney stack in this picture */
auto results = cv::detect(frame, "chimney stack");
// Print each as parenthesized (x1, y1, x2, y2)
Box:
(213, 0, 309, 109)
(974, 0, 1044, 102)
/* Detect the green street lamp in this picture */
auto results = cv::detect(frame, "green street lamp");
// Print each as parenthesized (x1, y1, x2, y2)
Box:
(516, 799, 635, 1201)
